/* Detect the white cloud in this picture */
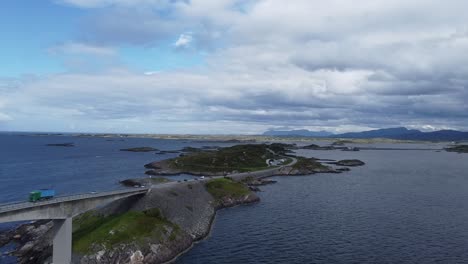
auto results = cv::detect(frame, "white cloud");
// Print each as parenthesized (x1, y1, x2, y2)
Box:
(143, 71, 161, 75)
(5, 0, 468, 133)
(49, 42, 116, 56)
(174, 33, 193, 48)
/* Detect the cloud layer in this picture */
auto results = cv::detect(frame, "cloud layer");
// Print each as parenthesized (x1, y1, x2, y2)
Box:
(2, 0, 468, 133)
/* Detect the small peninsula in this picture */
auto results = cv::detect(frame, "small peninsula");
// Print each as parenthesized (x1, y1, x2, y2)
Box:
(2, 143, 365, 264)
(144, 143, 293, 176)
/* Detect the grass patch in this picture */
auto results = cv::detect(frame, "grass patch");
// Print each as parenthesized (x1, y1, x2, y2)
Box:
(205, 178, 250, 200)
(168, 144, 288, 174)
(150, 177, 171, 184)
(72, 209, 179, 254)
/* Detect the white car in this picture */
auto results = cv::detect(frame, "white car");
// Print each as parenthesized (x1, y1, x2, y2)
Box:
(200, 176, 205, 179)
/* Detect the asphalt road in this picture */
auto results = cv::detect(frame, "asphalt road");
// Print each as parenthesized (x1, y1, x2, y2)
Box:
(0, 156, 297, 214)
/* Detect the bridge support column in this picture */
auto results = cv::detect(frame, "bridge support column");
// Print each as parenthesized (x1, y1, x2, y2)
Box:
(52, 218, 72, 264)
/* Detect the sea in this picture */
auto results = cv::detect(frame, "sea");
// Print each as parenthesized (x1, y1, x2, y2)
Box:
(1, 133, 468, 263)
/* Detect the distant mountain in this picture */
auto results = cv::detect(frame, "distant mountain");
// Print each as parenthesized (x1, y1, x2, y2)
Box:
(333, 127, 420, 139)
(392, 130, 468, 141)
(334, 127, 468, 141)
(262, 129, 334, 137)
(262, 127, 468, 141)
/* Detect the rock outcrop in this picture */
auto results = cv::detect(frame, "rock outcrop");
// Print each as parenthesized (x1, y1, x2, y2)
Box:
(3, 179, 259, 264)
(46, 143, 74, 147)
(0, 220, 54, 264)
(120, 147, 159, 152)
(445, 145, 468, 153)
(329, 159, 365, 166)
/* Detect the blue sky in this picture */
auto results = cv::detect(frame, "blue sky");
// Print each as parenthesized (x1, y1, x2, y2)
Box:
(0, 0, 203, 77)
(0, 0, 467, 134)
(0, 1, 76, 76)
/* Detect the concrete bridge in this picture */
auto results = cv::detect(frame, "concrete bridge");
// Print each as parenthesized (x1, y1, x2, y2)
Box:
(0, 188, 149, 264)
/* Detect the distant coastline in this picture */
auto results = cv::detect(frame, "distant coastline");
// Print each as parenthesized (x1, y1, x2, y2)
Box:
(3, 126, 468, 142)
(2, 130, 461, 145)
(1, 143, 367, 263)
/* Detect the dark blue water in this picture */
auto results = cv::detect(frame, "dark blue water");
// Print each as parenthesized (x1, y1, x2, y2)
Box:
(0, 134, 223, 203)
(0, 134, 229, 263)
(1, 135, 468, 263)
(177, 147, 468, 264)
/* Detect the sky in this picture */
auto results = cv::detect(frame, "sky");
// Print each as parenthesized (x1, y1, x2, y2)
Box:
(0, 0, 467, 134)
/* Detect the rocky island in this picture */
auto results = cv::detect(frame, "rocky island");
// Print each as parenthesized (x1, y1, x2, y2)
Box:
(445, 145, 468, 153)
(46, 143, 75, 147)
(1, 143, 365, 264)
(144, 143, 292, 176)
(301, 143, 360, 151)
(328, 159, 366, 166)
(120, 147, 159, 152)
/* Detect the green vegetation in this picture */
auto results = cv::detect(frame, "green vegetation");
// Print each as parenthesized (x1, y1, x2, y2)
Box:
(445, 145, 468, 153)
(120, 147, 158, 152)
(150, 177, 171, 184)
(292, 157, 330, 171)
(72, 209, 180, 254)
(181, 147, 204, 152)
(281, 157, 293, 165)
(205, 178, 250, 200)
(169, 144, 287, 173)
(268, 143, 295, 154)
(240, 176, 255, 184)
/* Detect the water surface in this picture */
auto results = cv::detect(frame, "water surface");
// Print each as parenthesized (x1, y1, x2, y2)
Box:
(1, 135, 467, 263)
(177, 146, 468, 263)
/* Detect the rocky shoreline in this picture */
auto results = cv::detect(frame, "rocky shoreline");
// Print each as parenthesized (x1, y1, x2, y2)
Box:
(0, 142, 366, 264)
(0, 178, 260, 264)
(144, 156, 363, 178)
(445, 145, 468, 153)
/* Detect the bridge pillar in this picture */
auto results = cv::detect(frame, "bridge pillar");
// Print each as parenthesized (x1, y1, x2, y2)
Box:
(52, 218, 72, 264)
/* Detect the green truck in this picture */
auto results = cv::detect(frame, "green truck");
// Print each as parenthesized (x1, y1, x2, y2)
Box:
(29, 189, 55, 202)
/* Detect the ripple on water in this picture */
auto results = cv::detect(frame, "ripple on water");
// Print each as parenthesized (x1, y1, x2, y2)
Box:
(176, 147, 468, 264)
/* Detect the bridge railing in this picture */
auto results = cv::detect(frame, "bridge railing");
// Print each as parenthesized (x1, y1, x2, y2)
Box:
(0, 188, 148, 214)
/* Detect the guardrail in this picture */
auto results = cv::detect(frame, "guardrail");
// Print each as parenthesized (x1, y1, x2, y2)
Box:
(0, 188, 149, 214)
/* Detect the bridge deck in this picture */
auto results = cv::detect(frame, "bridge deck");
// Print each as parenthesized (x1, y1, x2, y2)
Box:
(0, 188, 148, 214)
(0, 157, 296, 215)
